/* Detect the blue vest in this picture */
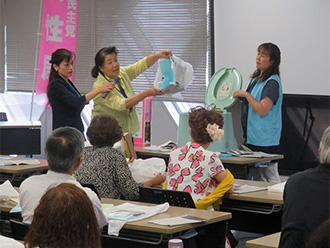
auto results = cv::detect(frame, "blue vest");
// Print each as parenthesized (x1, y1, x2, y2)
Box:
(247, 74, 282, 146)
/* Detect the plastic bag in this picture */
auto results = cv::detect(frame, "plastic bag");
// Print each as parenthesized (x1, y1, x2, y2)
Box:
(128, 158, 166, 183)
(154, 55, 194, 95)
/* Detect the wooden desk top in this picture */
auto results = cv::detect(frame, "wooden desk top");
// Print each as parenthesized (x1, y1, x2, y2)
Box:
(0, 157, 48, 174)
(134, 145, 283, 164)
(224, 179, 283, 205)
(101, 198, 232, 234)
(246, 232, 281, 248)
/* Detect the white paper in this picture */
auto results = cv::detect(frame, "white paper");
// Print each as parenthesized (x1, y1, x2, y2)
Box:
(0, 159, 40, 166)
(149, 215, 208, 226)
(103, 202, 170, 236)
(267, 181, 286, 193)
(0, 180, 19, 198)
(233, 184, 267, 194)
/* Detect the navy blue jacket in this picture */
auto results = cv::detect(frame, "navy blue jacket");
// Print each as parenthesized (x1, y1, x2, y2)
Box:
(48, 77, 86, 133)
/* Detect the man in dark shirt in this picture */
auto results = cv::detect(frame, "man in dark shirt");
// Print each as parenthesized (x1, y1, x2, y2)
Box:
(279, 126, 330, 248)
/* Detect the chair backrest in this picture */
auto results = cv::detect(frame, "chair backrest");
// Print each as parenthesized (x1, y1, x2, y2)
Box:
(121, 132, 137, 159)
(0, 112, 8, 121)
(139, 186, 195, 208)
(10, 219, 29, 241)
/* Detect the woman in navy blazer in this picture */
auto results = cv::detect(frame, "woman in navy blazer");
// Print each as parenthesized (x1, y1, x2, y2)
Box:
(47, 49, 114, 135)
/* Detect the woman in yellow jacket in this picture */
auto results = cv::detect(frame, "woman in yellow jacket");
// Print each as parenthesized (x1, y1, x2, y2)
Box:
(91, 46, 172, 137)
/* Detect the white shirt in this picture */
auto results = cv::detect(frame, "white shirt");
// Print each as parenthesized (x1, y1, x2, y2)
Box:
(19, 170, 108, 228)
(0, 235, 24, 248)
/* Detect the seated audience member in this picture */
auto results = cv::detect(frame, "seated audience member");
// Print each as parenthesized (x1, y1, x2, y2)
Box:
(24, 183, 101, 248)
(75, 114, 165, 200)
(279, 126, 330, 248)
(164, 106, 235, 248)
(305, 219, 330, 248)
(164, 106, 234, 210)
(19, 127, 107, 228)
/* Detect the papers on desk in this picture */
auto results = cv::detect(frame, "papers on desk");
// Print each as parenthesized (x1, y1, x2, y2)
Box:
(144, 140, 177, 152)
(103, 202, 169, 236)
(233, 184, 267, 194)
(0, 180, 19, 199)
(0, 159, 40, 166)
(149, 215, 209, 226)
(227, 151, 277, 158)
(267, 181, 286, 193)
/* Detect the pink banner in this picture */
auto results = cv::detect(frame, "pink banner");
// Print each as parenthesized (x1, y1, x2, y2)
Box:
(36, 0, 79, 99)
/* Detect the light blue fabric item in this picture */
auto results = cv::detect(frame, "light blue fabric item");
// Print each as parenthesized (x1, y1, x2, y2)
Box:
(247, 74, 282, 146)
(158, 59, 175, 89)
(9, 203, 21, 213)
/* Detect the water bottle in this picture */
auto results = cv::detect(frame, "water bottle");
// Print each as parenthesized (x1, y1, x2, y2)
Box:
(168, 238, 183, 248)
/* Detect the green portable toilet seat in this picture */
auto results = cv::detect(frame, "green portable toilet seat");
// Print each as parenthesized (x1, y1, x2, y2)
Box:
(177, 68, 242, 152)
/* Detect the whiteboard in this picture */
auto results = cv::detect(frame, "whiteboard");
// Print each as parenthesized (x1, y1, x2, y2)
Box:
(214, 0, 330, 96)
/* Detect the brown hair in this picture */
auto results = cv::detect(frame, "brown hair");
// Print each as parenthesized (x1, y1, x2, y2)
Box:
(251, 42, 281, 82)
(87, 114, 123, 147)
(189, 106, 224, 144)
(24, 183, 101, 248)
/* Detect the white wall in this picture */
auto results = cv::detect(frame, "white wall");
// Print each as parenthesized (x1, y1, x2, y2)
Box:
(214, 0, 330, 96)
(151, 101, 178, 145)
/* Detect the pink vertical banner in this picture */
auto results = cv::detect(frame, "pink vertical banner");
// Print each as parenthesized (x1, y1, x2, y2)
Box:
(36, 0, 79, 102)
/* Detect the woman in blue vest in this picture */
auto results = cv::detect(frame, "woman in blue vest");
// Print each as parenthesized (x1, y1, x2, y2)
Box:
(233, 42, 282, 183)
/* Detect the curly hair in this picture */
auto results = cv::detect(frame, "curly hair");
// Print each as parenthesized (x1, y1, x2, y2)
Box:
(87, 114, 123, 147)
(189, 106, 224, 144)
(24, 183, 101, 248)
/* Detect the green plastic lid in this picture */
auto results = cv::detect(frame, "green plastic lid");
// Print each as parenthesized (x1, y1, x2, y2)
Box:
(206, 67, 242, 111)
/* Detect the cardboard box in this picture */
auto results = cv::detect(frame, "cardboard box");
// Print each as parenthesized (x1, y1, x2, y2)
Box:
(134, 96, 152, 146)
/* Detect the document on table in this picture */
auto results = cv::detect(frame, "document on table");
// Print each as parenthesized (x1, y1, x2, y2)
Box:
(149, 215, 209, 226)
(0, 159, 40, 166)
(233, 184, 267, 194)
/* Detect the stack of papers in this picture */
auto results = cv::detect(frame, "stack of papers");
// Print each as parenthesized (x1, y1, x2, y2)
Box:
(0, 159, 40, 166)
(149, 215, 209, 226)
(267, 182, 286, 193)
(144, 140, 177, 152)
(233, 184, 267, 194)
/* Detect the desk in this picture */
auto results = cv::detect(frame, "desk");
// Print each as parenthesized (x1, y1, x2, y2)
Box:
(101, 198, 232, 247)
(222, 179, 283, 234)
(246, 232, 280, 248)
(135, 145, 284, 179)
(0, 157, 48, 185)
(0, 121, 41, 156)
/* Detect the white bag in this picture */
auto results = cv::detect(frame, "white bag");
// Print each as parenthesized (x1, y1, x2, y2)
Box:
(154, 55, 194, 95)
(128, 158, 166, 183)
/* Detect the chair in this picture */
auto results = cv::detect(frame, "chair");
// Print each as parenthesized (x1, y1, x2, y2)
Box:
(0, 112, 7, 121)
(139, 186, 195, 208)
(121, 132, 137, 160)
(9, 219, 29, 241)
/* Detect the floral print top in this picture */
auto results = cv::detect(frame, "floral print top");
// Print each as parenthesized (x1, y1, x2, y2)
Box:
(166, 142, 225, 202)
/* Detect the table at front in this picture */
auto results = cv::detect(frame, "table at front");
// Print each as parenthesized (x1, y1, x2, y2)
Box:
(134, 145, 284, 179)
(0, 157, 48, 185)
(101, 198, 232, 248)
(222, 179, 284, 234)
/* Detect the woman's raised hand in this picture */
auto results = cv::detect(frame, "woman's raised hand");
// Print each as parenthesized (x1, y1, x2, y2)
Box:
(146, 88, 164, 96)
(99, 82, 115, 93)
(157, 50, 172, 59)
